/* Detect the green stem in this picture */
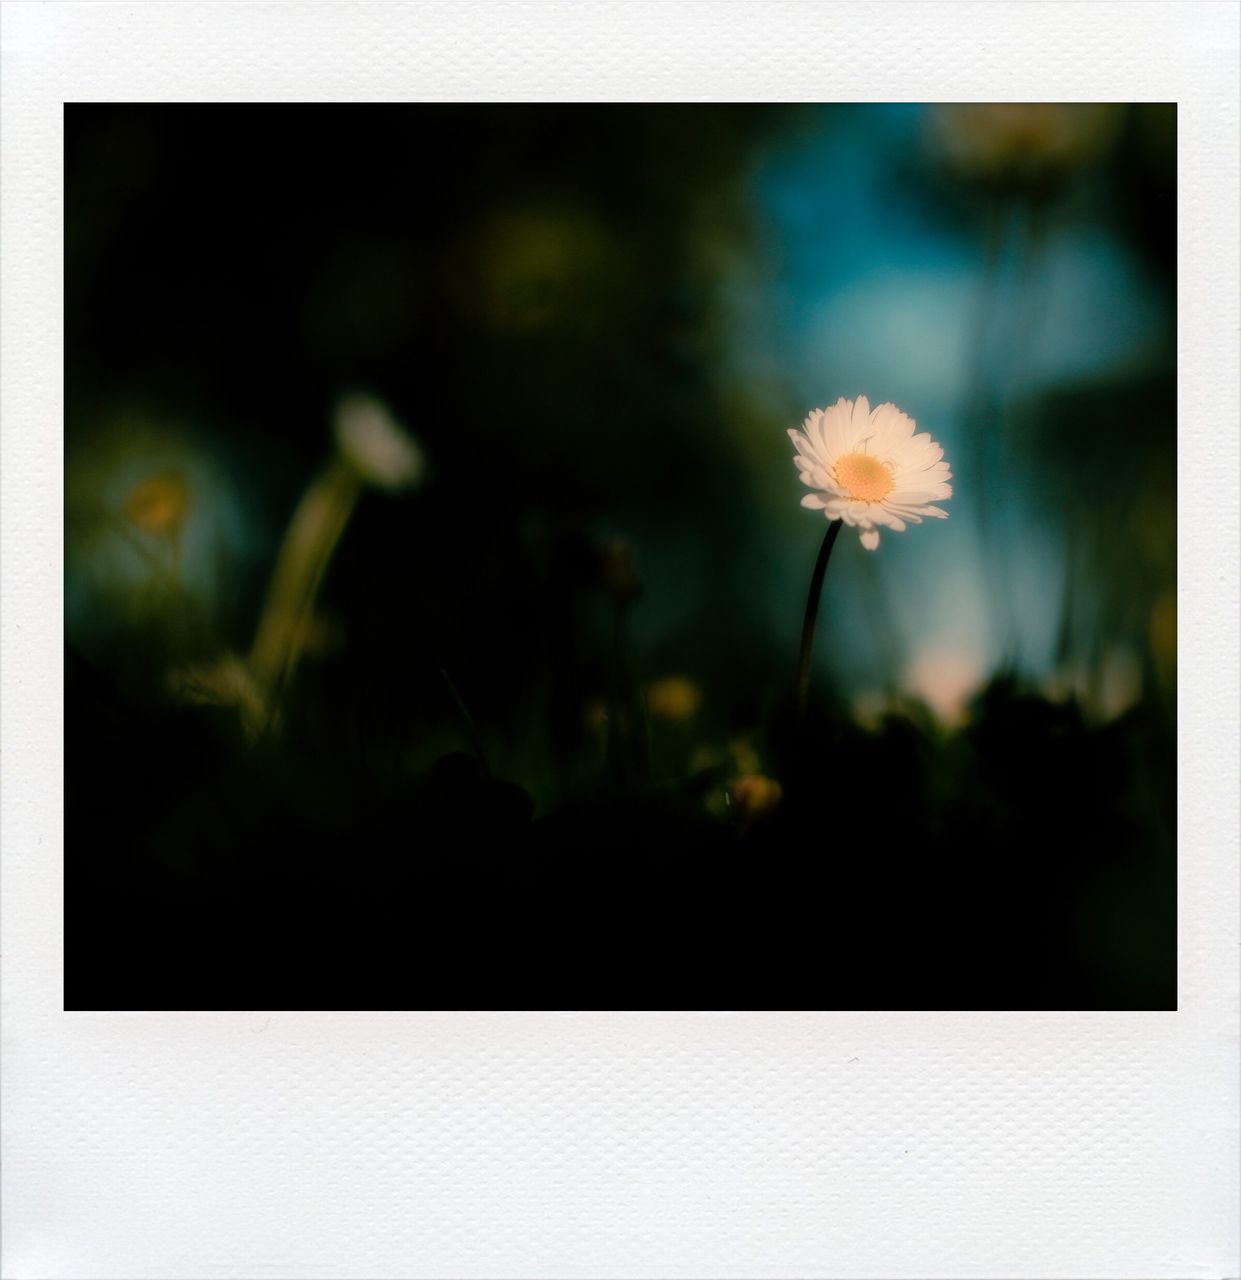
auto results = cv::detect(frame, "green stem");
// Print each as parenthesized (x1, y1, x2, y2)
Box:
(796, 519, 843, 717)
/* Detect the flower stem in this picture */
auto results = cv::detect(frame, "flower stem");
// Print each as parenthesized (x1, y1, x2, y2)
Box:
(249, 458, 361, 706)
(796, 518, 843, 717)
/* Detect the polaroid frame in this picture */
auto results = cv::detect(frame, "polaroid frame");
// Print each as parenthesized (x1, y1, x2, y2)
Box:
(2, 3, 1237, 1276)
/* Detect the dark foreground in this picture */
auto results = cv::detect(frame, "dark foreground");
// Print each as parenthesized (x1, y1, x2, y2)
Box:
(66, 657, 1174, 1011)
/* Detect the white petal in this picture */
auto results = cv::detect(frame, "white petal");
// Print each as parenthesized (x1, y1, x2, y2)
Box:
(789, 429, 822, 464)
(872, 404, 916, 450)
(802, 412, 827, 456)
(890, 484, 952, 503)
(800, 493, 828, 509)
(820, 399, 852, 457)
(872, 507, 907, 532)
(860, 528, 880, 551)
(883, 505, 925, 523)
(892, 439, 943, 469)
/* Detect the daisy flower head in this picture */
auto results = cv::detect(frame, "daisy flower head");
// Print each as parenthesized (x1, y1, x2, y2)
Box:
(789, 396, 952, 550)
(334, 392, 424, 492)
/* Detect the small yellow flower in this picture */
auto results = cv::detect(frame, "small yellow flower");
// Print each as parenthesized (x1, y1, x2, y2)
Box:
(730, 774, 783, 824)
(123, 470, 191, 537)
(645, 676, 702, 722)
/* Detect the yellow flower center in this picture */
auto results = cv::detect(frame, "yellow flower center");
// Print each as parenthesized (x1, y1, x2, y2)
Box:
(124, 471, 191, 535)
(835, 452, 893, 502)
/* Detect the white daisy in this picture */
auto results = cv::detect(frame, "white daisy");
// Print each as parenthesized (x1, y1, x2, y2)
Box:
(789, 396, 952, 551)
(334, 393, 423, 491)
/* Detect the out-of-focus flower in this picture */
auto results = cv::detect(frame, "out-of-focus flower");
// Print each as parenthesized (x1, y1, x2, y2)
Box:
(251, 391, 422, 703)
(932, 103, 1123, 186)
(730, 774, 783, 825)
(123, 470, 191, 537)
(334, 393, 423, 491)
(789, 396, 952, 551)
(66, 420, 248, 660)
(645, 676, 702, 723)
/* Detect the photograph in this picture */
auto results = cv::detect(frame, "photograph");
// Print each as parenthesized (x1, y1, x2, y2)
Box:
(64, 102, 1177, 1009)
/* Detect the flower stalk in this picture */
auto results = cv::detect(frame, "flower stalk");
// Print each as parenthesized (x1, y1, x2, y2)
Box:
(796, 517, 842, 717)
(248, 394, 423, 732)
(171, 393, 421, 742)
(249, 457, 361, 707)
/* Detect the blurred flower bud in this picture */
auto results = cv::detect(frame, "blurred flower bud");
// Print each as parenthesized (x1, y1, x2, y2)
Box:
(730, 774, 783, 825)
(123, 470, 191, 537)
(334, 393, 423, 491)
(645, 675, 703, 723)
(66, 419, 247, 669)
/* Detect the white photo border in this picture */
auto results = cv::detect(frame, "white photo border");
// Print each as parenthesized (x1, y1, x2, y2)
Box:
(2, 3, 1238, 1277)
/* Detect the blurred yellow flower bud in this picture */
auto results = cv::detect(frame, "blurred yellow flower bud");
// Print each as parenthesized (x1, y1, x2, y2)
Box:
(730, 774, 783, 825)
(123, 470, 191, 537)
(645, 676, 702, 723)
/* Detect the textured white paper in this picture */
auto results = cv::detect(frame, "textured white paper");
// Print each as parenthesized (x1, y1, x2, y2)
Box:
(2, 3, 1238, 1278)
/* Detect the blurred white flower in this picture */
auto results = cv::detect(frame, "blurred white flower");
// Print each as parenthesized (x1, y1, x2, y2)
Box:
(789, 396, 952, 551)
(334, 393, 423, 491)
